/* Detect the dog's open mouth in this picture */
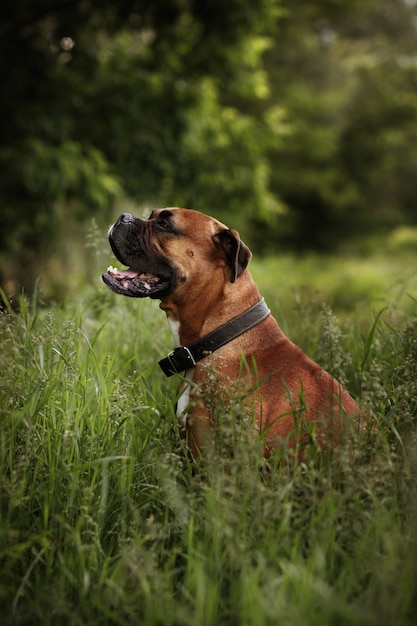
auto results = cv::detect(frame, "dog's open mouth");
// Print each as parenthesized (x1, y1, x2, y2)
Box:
(102, 265, 171, 298)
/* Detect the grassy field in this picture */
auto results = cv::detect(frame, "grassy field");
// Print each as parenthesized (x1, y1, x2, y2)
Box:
(1, 243, 417, 625)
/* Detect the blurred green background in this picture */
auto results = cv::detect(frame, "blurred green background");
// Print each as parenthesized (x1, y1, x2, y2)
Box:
(1, 0, 417, 302)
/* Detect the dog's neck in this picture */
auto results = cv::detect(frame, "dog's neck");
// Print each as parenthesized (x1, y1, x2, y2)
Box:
(158, 297, 271, 378)
(160, 271, 262, 346)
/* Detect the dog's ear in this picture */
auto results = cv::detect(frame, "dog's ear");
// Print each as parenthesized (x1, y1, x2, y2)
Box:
(213, 229, 252, 283)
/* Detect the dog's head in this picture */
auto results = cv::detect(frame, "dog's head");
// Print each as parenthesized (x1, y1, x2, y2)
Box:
(102, 208, 252, 299)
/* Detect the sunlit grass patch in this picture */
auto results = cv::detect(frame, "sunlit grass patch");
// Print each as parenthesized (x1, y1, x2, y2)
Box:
(252, 250, 417, 321)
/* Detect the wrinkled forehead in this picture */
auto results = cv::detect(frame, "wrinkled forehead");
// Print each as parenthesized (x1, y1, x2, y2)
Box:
(148, 207, 228, 232)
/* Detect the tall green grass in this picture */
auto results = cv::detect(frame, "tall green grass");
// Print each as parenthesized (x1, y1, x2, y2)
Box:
(1, 261, 417, 625)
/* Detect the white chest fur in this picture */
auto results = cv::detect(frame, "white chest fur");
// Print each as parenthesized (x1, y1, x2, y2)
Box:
(176, 368, 195, 429)
(167, 318, 181, 347)
(167, 318, 194, 428)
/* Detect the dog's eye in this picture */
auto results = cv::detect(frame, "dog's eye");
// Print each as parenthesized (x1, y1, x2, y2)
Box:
(156, 213, 174, 232)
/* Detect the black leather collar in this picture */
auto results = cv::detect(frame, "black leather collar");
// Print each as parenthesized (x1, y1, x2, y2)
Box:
(158, 298, 271, 377)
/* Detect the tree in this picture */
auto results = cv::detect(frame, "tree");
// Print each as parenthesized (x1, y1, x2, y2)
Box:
(0, 0, 282, 295)
(262, 0, 417, 250)
(2, 0, 417, 297)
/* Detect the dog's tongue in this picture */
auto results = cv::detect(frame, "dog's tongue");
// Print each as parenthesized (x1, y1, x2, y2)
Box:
(103, 264, 165, 297)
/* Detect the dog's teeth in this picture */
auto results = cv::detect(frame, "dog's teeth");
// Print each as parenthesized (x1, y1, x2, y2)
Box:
(107, 265, 118, 274)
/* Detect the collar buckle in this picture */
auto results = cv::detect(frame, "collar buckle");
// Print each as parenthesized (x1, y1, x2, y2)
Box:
(159, 346, 197, 377)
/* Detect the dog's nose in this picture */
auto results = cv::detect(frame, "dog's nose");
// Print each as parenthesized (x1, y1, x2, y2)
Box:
(119, 213, 135, 225)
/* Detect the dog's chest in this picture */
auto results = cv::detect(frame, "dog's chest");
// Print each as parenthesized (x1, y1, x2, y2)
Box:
(167, 318, 194, 428)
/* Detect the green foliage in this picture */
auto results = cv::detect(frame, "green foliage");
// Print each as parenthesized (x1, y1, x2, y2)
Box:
(262, 0, 417, 249)
(20, 139, 120, 209)
(1, 267, 417, 625)
(2, 0, 417, 298)
(0, 0, 285, 296)
(175, 77, 284, 229)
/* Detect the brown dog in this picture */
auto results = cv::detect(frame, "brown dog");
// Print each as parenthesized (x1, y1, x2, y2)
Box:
(103, 208, 360, 459)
